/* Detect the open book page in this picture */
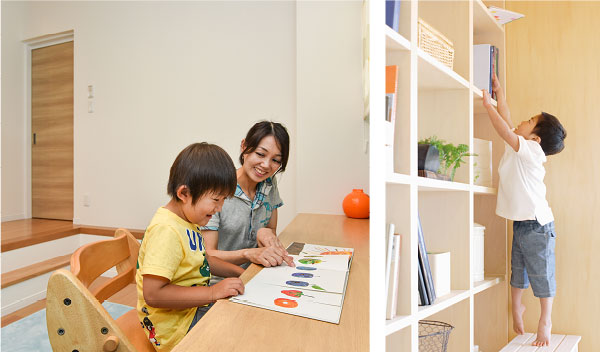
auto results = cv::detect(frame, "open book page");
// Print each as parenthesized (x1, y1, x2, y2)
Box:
(229, 242, 354, 324)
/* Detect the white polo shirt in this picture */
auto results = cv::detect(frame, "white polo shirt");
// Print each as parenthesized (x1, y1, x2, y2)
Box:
(496, 135, 554, 225)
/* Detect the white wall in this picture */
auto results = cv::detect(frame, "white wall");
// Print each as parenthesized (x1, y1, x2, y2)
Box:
(296, 1, 369, 214)
(1, 1, 298, 230)
(1, 3, 27, 221)
(1, 1, 368, 230)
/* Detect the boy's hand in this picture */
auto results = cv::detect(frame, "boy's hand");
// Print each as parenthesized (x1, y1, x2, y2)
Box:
(491, 71, 502, 95)
(246, 246, 295, 268)
(210, 277, 244, 300)
(482, 89, 493, 109)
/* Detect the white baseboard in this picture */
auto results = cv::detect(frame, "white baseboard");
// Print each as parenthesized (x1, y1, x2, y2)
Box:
(1, 213, 27, 222)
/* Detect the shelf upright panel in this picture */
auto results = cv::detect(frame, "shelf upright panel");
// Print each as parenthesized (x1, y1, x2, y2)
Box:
(370, 1, 387, 351)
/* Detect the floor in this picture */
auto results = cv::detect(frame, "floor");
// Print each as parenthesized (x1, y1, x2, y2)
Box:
(1, 218, 139, 327)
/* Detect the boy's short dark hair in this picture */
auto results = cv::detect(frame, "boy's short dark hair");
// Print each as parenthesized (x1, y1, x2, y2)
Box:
(239, 121, 290, 173)
(167, 143, 236, 203)
(534, 112, 566, 156)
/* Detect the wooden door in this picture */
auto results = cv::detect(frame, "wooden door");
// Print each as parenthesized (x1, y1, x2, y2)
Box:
(31, 41, 74, 220)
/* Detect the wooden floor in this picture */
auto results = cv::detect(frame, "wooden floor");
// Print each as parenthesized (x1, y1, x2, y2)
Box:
(1, 218, 145, 252)
(1, 218, 143, 327)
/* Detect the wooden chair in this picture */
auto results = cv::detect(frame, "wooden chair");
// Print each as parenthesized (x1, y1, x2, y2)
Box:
(46, 229, 155, 352)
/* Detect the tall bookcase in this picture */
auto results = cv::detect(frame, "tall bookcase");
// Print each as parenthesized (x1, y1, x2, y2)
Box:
(372, 1, 510, 351)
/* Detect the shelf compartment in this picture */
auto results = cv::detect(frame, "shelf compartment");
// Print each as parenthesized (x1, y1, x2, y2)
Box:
(386, 324, 412, 352)
(473, 0, 504, 35)
(473, 275, 505, 294)
(386, 49, 411, 175)
(386, 184, 412, 319)
(386, 26, 410, 52)
(474, 195, 507, 278)
(419, 191, 471, 291)
(425, 297, 471, 352)
(418, 0, 470, 81)
(417, 49, 469, 90)
(474, 280, 509, 351)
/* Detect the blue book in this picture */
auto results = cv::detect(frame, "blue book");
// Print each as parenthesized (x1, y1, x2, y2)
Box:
(385, 0, 401, 32)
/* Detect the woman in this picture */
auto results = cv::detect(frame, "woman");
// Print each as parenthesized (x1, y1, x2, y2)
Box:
(202, 121, 294, 280)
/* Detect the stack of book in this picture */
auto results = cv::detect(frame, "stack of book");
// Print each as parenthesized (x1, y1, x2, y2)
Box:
(473, 44, 499, 100)
(417, 215, 436, 306)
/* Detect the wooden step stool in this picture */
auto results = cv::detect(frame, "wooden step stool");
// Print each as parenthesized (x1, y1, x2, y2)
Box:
(500, 333, 581, 352)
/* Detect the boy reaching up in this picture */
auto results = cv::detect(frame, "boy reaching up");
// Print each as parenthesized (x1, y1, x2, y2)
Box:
(482, 73, 566, 347)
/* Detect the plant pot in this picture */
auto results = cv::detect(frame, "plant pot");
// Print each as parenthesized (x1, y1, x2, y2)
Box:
(418, 144, 440, 173)
(342, 189, 370, 219)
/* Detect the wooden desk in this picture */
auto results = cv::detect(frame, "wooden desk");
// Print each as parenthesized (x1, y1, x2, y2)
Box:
(174, 213, 369, 352)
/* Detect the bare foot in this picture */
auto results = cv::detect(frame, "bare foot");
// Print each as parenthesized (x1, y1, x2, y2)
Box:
(512, 303, 526, 335)
(532, 319, 552, 346)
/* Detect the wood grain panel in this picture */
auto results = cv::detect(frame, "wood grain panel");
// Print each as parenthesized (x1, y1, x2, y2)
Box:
(506, 2, 600, 351)
(31, 41, 74, 220)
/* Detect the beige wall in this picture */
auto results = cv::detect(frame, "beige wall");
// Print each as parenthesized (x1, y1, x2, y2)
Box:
(1, 1, 367, 230)
(506, 2, 600, 350)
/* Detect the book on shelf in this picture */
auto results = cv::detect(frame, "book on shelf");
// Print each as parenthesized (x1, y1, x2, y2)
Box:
(385, 0, 402, 32)
(385, 65, 398, 146)
(417, 251, 429, 306)
(418, 214, 436, 304)
(386, 227, 401, 319)
(488, 6, 525, 25)
(473, 44, 499, 100)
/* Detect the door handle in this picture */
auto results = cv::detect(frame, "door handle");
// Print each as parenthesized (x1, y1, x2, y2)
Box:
(33, 133, 36, 145)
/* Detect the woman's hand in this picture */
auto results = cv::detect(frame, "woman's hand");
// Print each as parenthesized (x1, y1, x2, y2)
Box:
(257, 228, 282, 248)
(245, 246, 295, 268)
(210, 277, 244, 300)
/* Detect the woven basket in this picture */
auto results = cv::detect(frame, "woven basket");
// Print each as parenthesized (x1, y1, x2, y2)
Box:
(418, 19, 455, 69)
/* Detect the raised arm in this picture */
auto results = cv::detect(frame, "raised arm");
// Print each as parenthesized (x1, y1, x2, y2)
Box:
(492, 72, 514, 129)
(483, 89, 519, 152)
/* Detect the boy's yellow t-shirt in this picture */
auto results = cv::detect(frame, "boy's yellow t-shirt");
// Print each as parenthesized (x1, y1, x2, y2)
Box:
(136, 207, 211, 350)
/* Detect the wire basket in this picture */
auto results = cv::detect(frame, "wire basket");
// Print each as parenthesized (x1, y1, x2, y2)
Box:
(418, 320, 454, 352)
(417, 18, 455, 69)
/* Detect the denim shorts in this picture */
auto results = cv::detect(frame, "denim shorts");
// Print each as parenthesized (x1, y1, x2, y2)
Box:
(187, 302, 214, 332)
(510, 220, 556, 298)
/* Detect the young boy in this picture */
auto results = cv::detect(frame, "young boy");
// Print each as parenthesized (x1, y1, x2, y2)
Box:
(136, 142, 245, 350)
(483, 74, 566, 347)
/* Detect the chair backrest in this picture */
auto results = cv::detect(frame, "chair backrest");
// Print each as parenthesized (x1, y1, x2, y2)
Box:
(46, 229, 145, 352)
(70, 229, 140, 303)
(46, 269, 137, 351)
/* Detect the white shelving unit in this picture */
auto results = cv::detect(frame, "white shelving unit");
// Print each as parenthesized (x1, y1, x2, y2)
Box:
(373, 1, 511, 351)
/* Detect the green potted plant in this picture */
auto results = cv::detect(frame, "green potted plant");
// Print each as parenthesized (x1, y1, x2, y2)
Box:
(419, 136, 475, 181)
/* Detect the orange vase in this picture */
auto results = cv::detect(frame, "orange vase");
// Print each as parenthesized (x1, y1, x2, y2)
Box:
(342, 189, 370, 219)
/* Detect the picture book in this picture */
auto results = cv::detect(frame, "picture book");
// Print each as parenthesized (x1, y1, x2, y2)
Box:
(488, 6, 525, 25)
(230, 242, 354, 324)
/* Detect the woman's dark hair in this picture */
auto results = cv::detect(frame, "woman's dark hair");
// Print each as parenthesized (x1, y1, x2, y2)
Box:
(167, 143, 236, 203)
(534, 112, 566, 156)
(239, 121, 290, 173)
